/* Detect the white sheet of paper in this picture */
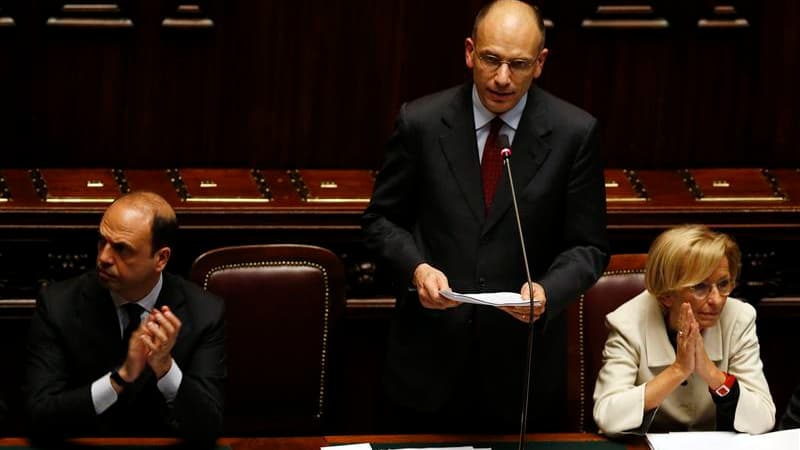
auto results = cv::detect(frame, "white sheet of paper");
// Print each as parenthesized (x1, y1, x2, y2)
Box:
(389, 447, 478, 450)
(440, 290, 541, 307)
(647, 432, 738, 450)
(321, 444, 373, 450)
(647, 429, 800, 450)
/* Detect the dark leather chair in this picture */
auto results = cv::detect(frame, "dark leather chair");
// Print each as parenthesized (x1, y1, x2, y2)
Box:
(566, 253, 648, 432)
(190, 244, 345, 436)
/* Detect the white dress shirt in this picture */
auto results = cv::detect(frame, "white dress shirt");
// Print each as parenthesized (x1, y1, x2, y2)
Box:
(90, 274, 184, 414)
(472, 84, 527, 161)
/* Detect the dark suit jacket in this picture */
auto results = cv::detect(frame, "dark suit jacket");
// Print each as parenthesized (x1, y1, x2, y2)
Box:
(24, 271, 226, 444)
(362, 82, 609, 431)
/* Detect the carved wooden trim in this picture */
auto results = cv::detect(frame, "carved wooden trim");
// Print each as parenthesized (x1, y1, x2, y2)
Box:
(161, 18, 214, 29)
(46, 17, 133, 28)
(582, 18, 668, 29)
(162, 3, 214, 29)
(0, 171, 10, 202)
(582, 3, 669, 29)
(61, 3, 120, 13)
(697, 3, 749, 28)
(47, 2, 132, 29)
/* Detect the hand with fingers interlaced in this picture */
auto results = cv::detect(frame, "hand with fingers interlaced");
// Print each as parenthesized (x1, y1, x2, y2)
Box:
(141, 305, 182, 379)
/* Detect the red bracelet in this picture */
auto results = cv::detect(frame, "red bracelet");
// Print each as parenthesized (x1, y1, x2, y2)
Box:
(710, 372, 736, 397)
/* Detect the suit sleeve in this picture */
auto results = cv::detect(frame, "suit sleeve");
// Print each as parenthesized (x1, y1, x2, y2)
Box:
(170, 296, 226, 444)
(593, 315, 648, 435)
(538, 119, 610, 319)
(729, 305, 775, 433)
(362, 102, 425, 283)
(24, 288, 99, 435)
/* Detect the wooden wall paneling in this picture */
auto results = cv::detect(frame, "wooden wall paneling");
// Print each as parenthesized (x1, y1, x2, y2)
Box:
(0, 1, 32, 165)
(1, 1, 800, 173)
(696, 0, 751, 29)
(215, 0, 476, 169)
(45, 1, 133, 29)
(123, 1, 222, 167)
(29, 1, 135, 166)
(580, 1, 670, 29)
(751, 0, 800, 167)
(675, 0, 756, 167)
(570, 17, 675, 168)
(161, 1, 214, 30)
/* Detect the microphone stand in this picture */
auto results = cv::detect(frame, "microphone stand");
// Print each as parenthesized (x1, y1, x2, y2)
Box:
(500, 140, 536, 450)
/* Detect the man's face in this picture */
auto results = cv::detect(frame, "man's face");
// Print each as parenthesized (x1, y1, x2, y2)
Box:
(465, 9, 547, 115)
(96, 204, 168, 301)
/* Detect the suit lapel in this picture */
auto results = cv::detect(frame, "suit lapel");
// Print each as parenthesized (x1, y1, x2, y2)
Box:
(439, 83, 485, 222)
(482, 87, 552, 235)
(78, 273, 123, 365)
(154, 274, 190, 354)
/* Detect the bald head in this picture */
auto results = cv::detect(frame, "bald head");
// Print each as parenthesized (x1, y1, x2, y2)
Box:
(473, 0, 545, 53)
(106, 191, 177, 255)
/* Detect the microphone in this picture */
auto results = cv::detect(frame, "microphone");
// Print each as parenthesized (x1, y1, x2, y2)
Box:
(498, 134, 536, 450)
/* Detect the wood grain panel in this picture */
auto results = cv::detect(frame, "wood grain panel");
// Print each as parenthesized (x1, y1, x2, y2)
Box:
(0, 0, 797, 170)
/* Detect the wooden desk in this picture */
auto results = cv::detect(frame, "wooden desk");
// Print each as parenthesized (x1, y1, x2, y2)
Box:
(0, 434, 648, 450)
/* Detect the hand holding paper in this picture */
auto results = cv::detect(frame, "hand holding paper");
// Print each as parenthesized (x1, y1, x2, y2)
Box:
(439, 290, 542, 307)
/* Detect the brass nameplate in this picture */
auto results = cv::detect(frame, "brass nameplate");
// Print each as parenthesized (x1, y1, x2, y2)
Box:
(711, 180, 730, 188)
(304, 197, 370, 203)
(697, 196, 786, 202)
(45, 197, 116, 203)
(185, 197, 270, 203)
(607, 197, 648, 202)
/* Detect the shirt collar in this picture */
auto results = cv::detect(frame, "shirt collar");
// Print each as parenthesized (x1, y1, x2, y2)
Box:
(645, 292, 723, 366)
(471, 84, 527, 131)
(110, 273, 163, 312)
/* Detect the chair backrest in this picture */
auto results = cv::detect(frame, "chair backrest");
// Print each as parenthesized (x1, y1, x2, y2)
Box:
(566, 253, 648, 432)
(190, 244, 345, 436)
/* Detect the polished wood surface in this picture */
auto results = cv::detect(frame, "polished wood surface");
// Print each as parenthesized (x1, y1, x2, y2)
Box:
(1, 2, 799, 169)
(0, 434, 648, 450)
(1, 167, 799, 434)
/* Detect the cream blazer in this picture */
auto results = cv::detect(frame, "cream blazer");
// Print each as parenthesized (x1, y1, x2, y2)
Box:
(592, 290, 775, 435)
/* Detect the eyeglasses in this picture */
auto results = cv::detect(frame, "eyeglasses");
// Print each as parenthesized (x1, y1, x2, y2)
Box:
(477, 53, 537, 75)
(686, 278, 735, 300)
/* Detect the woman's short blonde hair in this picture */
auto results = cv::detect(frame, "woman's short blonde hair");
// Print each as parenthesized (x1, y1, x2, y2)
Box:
(644, 225, 741, 299)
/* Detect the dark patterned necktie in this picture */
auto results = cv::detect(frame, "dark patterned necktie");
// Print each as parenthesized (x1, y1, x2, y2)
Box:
(481, 117, 504, 215)
(121, 303, 145, 348)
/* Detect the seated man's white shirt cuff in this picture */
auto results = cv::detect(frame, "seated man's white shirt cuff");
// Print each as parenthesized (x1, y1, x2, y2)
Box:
(91, 372, 118, 414)
(157, 360, 182, 403)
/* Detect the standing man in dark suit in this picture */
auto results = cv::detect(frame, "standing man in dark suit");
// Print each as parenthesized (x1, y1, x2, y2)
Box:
(362, 0, 609, 433)
(24, 191, 225, 446)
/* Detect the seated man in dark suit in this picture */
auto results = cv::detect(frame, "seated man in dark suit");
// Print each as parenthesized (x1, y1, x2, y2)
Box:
(24, 191, 225, 446)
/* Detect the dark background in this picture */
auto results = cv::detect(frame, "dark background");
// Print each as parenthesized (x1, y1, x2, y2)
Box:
(0, 0, 798, 169)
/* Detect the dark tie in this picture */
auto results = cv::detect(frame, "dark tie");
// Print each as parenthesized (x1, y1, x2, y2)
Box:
(481, 117, 504, 215)
(121, 303, 145, 348)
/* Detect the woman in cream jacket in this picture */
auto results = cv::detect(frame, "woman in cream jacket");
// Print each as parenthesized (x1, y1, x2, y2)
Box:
(593, 225, 775, 435)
